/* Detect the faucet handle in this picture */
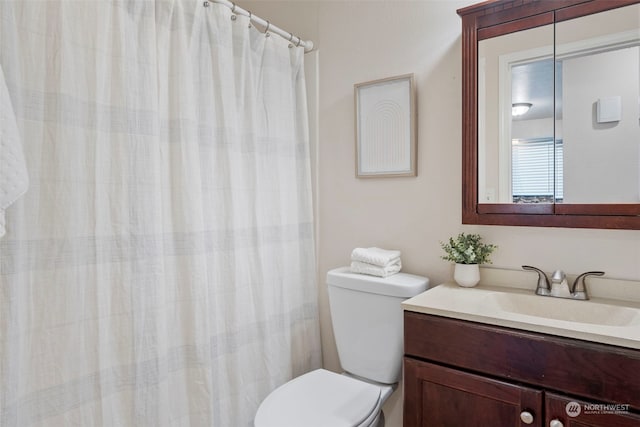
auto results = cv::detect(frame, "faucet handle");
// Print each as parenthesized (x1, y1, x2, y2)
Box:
(571, 271, 604, 300)
(522, 265, 551, 295)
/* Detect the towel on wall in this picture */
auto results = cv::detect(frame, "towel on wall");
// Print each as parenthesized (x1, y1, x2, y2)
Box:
(0, 65, 29, 238)
(351, 247, 401, 267)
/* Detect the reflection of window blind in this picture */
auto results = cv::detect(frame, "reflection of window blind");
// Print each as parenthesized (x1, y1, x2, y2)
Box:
(512, 139, 563, 198)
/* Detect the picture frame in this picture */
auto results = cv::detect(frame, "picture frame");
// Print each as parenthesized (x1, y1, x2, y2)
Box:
(354, 74, 417, 178)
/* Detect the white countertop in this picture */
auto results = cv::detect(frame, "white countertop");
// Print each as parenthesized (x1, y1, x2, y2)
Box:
(402, 268, 640, 350)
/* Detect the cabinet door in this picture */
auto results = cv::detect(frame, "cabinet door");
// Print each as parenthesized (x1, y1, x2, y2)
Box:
(404, 357, 543, 427)
(546, 393, 640, 427)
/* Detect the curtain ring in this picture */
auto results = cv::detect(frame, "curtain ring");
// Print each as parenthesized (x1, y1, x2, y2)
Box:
(230, 2, 237, 20)
(203, 1, 209, 7)
(295, 37, 301, 47)
(288, 32, 294, 48)
(231, 2, 238, 21)
(248, 11, 252, 28)
(265, 20, 271, 37)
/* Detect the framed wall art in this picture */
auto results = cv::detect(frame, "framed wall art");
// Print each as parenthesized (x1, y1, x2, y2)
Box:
(354, 74, 417, 178)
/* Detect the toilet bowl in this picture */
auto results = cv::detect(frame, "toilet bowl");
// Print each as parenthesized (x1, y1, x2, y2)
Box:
(254, 267, 429, 427)
(254, 369, 393, 427)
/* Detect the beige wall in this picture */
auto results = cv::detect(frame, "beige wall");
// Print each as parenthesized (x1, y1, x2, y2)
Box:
(242, 1, 640, 425)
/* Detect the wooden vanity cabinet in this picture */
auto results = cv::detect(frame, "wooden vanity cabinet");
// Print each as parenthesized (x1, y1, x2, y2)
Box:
(403, 312, 640, 427)
(404, 358, 544, 426)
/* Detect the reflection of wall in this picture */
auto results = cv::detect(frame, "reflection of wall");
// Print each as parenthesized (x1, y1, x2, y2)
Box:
(556, 4, 638, 44)
(512, 118, 559, 140)
(562, 47, 640, 203)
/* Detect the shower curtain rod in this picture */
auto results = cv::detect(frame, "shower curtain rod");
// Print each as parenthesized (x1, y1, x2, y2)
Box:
(206, 0, 314, 52)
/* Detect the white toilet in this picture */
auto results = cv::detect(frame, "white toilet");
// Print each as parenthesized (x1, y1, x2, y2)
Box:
(254, 266, 429, 427)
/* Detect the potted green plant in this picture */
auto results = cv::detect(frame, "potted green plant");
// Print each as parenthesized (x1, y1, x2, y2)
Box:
(440, 233, 497, 287)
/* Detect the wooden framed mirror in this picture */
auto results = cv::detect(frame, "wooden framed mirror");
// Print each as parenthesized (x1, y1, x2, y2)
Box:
(458, 0, 640, 229)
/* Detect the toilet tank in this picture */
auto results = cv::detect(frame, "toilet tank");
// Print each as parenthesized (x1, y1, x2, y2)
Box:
(326, 267, 429, 384)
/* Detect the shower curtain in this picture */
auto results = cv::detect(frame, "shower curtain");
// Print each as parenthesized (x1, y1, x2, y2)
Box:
(0, 1, 321, 426)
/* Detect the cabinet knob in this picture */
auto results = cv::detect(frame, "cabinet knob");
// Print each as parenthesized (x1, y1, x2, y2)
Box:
(550, 419, 564, 427)
(520, 411, 534, 424)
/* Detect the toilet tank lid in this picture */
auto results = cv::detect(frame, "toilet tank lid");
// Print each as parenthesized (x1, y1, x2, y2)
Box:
(327, 267, 429, 298)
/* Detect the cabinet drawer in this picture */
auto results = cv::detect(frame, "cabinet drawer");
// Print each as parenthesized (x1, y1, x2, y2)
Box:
(404, 311, 640, 410)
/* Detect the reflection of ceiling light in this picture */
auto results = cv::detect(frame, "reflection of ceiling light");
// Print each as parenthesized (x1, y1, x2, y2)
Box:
(512, 102, 532, 116)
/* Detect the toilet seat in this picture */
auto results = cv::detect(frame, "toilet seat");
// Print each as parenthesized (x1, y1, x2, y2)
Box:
(254, 369, 382, 427)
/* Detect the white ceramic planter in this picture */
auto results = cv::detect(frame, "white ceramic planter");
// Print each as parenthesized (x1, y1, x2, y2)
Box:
(454, 263, 480, 288)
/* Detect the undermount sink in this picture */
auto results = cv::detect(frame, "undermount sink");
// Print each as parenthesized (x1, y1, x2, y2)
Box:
(487, 292, 640, 327)
(402, 282, 640, 349)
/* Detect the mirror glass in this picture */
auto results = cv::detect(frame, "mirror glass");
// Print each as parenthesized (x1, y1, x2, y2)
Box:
(477, 3, 640, 205)
(478, 24, 555, 203)
(556, 4, 640, 204)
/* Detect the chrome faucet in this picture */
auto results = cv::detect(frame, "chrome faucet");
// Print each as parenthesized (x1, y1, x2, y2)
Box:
(522, 266, 604, 300)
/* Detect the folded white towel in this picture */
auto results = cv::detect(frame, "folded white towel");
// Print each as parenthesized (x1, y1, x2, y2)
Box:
(351, 247, 401, 267)
(0, 65, 29, 238)
(350, 260, 402, 278)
